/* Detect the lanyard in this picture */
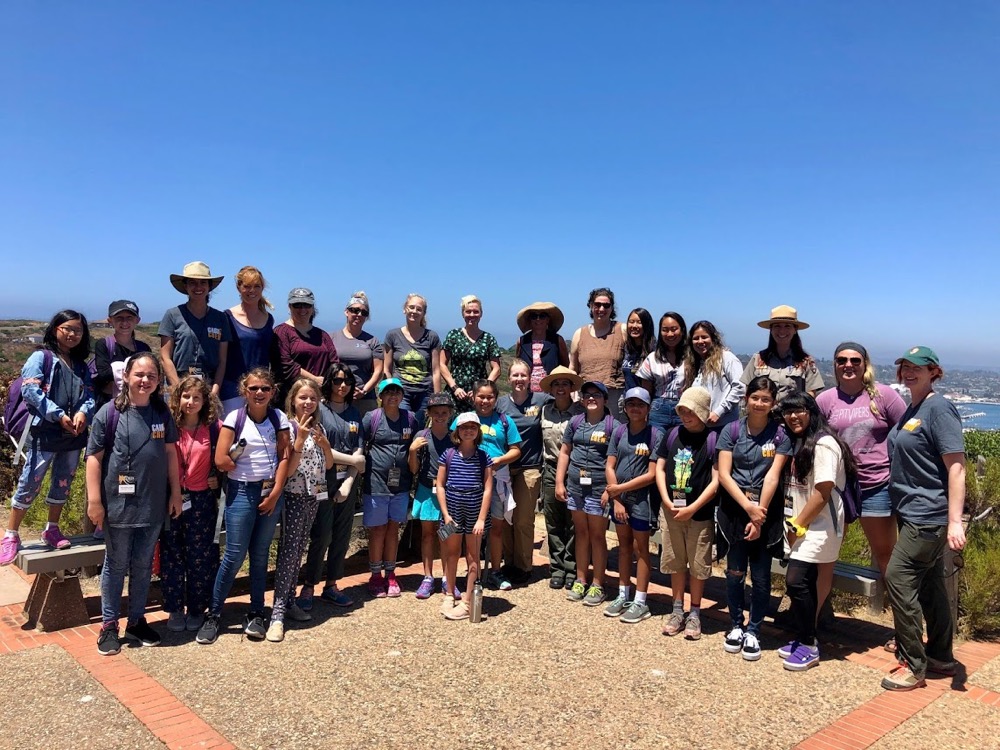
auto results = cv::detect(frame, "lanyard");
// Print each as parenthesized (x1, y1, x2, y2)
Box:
(123, 410, 154, 471)
(251, 417, 278, 476)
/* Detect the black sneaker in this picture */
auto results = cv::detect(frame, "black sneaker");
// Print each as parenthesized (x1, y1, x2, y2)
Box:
(124, 617, 161, 646)
(196, 614, 220, 645)
(244, 612, 267, 640)
(97, 623, 121, 656)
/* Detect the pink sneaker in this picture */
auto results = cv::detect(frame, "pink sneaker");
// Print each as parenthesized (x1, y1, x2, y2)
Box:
(368, 574, 387, 599)
(386, 575, 402, 598)
(41, 526, 71, 550)
(0, 535, 22, 566)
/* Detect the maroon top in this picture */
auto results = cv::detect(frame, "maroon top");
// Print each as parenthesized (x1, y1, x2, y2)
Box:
(269, 322, 338, 402)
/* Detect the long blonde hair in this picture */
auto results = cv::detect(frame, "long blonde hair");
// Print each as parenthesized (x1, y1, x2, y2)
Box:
(683, 321, 726, 390)
(235, 266, 274, 313)
(404, 293, 428, 328)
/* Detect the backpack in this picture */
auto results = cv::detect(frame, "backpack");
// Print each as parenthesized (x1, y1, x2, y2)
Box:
(830, 456, 862, 532)
(569, 412, 615, 440)
(610, 422, 663, 452)
(441, 446, 488, 484)
(101, 400, 172, 454)
(88, 335, 152, 388)
(4, 349, 55, 464)
(364, 408, 417, 453)
(665, 425, 720, 463)
(725, 419, 787, 448)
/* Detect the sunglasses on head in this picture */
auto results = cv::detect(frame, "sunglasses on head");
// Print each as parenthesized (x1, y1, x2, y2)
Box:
(347, 307, 369, 317)
(836, 356, 863, 366)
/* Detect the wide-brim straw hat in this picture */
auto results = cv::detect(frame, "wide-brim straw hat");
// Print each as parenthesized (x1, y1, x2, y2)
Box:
(516, 301, 565, 334)
(170, 261, 224, 295)
(757, 304, 809, 330)
(539, 366, 583, 392)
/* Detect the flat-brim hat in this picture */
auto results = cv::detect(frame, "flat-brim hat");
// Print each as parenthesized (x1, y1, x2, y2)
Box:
(539, 366, 583, 393)
(170, 261, 224, 295)
(516, 302, 565, 334)
(758, 304, 809, 330)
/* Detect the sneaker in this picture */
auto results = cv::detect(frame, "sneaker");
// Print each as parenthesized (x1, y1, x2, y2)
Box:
(124, 617, 161, 646)
(778, 640, 799, 659)
(783, 643, 820, 672)
(415, 576, 435, 600)
(0, 534, 22, 566)
(297, 588, 314, 612)
(185, 613, 205, 633)
(582, 585, 606, 607)
(441, 579, 463, 599)
(445, 600, 470, 620)
(496, 573, 513, 591)
(266, 621, 285, 642)
(244, 612, 267, 640)
(741, 632, 762, 662)
(386, 575, 402, 598)
(604, 593, 630, 617)
(483, 571, 501, 590)
(684, 614, 702, 640)
(368, 573, 386, 598)
(40, 526, 71, 550)
(196, 614, 220, 645)
(286, 603, 312, 622)
(881, 664, 926, 691)
(724, 626, 745, 654)
(662, 611, 685, 636)
(620, 601, 652, 624)
(564, 575, 577, 590)
(549, 573, 565, 590)
(927, 657, 959, 676)
(566, 580, 587, 602)
(166, 611, 187, 633)
(321, 586, 354, 607)
(97, 623, 121, 656)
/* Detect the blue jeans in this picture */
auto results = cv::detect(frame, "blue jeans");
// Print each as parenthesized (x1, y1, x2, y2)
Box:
(400, 390, 429, 427)
(211, 480, 284, 615)
(101, 524, 160, 625)
(725, 535, 773, 635)
(11, 445, 82, 510)
(648, 397, 680, 430)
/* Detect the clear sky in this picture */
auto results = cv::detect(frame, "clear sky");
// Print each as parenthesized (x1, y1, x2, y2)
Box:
(2, 3, 998, 367)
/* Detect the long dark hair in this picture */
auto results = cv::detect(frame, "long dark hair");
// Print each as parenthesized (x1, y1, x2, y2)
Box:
(683, 320, 726, 390)
(654, 311, 687, 364)
(781, 392, 857, 483)
(42, 310, 91, 364)
(625, 307, 655, 360)
(321, 363, 355, 405)
(761, 329, 812, 369)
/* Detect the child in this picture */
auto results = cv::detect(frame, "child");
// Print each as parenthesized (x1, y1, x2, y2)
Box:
(408, 391, 461, 600)
(655, 386, 719, 640)
(85, 352, 181, 655)
(162, 376, 222, 635)
(604, 387, 662, 623)
(437, 412, 494, 620)
(93, 300, 151, 407)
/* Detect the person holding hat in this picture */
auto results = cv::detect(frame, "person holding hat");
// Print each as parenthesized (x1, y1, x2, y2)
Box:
(159, 261, 231, 398)
(441, 295, 502, 412)
(513, 301, 569, 393)
(881, 347, 966, 691)
(270, 287, 338, 407)
(93, 299, 152, 408)
(570, 288, 628, 420)
(220, 266, 275, 415)
(331, 291, 383, 417)
(538, 366, 584, 589)
(741, 305, 823, 403)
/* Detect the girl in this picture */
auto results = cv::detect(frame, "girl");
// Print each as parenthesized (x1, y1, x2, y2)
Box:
(437, 412, 494, 620)
(85, 352, 181, 655)
(220, 266, 275, 415)
(441, 295, 502, 412)
(637, 312, 687, 430)
(621, 308, 655, 397)
(513, 302, 569, 392)
(383, 293, 442, 422)
(741, 305, 824, 403)
(162, 376, 222, 634)
(267, 378, 335, 642)
(682, 320, 745, 427)
(778, 393, 853, 671)
(2, 310, 95, 565)
(197, 367, 291, 645)
(556, 381, 621, 607)
(93, 300, 151, 408)
(569, 288, 627, 420)
(717, 377, 793, 661)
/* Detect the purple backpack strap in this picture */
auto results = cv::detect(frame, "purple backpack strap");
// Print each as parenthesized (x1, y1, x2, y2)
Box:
(104, 335, 116, 359)
(364, 408, 383, 452)
(233, 406, 247, 440)
(729, 420, 740, 444)
(570, 413, 586, 434)
(103, 402, 120, 454)
(666, 425, 681, 456)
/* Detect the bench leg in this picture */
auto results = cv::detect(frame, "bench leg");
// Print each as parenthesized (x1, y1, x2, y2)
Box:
(869, 581, 886, 615)
(23, 573, 90, 632)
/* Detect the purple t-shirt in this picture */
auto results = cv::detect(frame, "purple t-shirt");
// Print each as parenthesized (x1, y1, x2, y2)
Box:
(816, 383, 907, 490)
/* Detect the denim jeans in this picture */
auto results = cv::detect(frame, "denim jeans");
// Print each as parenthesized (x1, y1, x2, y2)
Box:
(648, 398, 680, 431)
(10, 445, 82, 509)
(101, 524, 161, 625)
(211, 479, 284, 615)
(725, 535, 773, 635)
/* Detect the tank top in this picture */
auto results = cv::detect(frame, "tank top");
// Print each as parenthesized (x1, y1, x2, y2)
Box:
(576, 324, 625, 388)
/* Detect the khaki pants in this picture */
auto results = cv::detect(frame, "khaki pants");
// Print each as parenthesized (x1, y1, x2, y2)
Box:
(503, 467, 541, 573)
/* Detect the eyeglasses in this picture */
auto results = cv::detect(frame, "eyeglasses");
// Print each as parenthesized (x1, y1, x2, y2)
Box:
(781, 407, 808, 417)
(291, 303, 312, 310)
(529, 312, 549, 320)
(347, 307, 369, 317)
(591, 302, 611, 309)
(246, 385, 273, 393)
(330, 377, 349, 385)
(581, 391, 604, 400)
(835, 357, 864, 366)
(57, 325, 84, 336)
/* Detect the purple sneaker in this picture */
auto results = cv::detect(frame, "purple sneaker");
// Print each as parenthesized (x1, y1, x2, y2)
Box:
(782, 643, 820, 672)
(0, 535, 22, 566)
(442, 578, 462, 599)
(415, 576, 434, 600)
(41, 526, 71, 550)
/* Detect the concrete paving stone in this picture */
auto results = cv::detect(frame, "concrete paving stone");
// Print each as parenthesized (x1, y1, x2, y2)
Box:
(867, 691, 999, 750)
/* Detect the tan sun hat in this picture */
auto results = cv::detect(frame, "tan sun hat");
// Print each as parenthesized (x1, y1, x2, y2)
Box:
(516, 302, 565, 334)
(170, 261, 224, 295)
(539, 365, 583, 393)
(757, 304, 809, 330)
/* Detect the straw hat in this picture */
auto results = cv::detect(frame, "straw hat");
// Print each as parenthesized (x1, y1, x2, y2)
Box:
(757, 304, 809, 330)
(676, 386, 712, 424)
(170, 261, 224, 295)
(516, 302, 565, 334)
(539, 366, 583, 392)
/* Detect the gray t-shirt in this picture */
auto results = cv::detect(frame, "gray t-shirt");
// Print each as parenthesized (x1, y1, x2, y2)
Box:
(159, 305, 231, 380)
(414, 428, 453, 489)
(87, 402, 178, 528)
(362, 408, 417, 495)
(888, 394, 965, 525)
(608, 423, 663, 504)
(562, 413, 621, 498)
(319, 402, 363, 493)
(717, 419, 794, 490)
(330, 329, 383, 389)
(383, 328, 440, 399)
(497, 392, 551, 469)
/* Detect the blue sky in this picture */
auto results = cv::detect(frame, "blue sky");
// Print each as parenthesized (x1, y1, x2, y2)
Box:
(2, 3, 998, 367)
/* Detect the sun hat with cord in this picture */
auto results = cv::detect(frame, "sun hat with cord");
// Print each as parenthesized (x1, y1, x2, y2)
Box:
(757, 304, 809, 330)
(539, 365, 583, 392)
(170, 261, 224, 294)
(516, 302, 565, 334)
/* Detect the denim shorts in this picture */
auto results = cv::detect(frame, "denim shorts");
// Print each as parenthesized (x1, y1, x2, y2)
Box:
(861, 483, 892, 518)
(567, 493, 607, 517)
(363, 492, 409, 527)
(612, 496, 653, 532)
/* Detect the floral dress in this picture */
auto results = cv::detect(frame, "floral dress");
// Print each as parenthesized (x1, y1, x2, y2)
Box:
(443, 329, 501, 406)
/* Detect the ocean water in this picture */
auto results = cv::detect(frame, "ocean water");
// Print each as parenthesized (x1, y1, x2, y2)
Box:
(956, 402, 1000, 431)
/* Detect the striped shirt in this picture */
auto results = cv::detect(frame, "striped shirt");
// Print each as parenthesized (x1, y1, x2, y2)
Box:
(443, 447, 492, 508)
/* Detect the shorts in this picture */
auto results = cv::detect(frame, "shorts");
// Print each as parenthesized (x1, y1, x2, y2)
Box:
(659, 513, 714, 580)
(450, 498, 491, 536)
(411, 484, 443, 522)
(612, 497, 653, 532)
(861, 483, 891, 518)
(362, 492, 409, 527)
(567, 492, 607, 517)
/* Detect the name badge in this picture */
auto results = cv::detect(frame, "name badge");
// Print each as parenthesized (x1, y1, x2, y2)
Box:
(671, 489, 687, 508)
(315, 480, 329, 502)
(188, 366, 205, 379)
(784, 493, 794, 517)
(262, 479, 276, 494)
(118, 472, 136, 495)
(579, 470, 592, 487)
(745, 490, 760, 506)
(182, 497, 192, 513)
(336, 465, 348, 481)
(387, 467, 401, 489)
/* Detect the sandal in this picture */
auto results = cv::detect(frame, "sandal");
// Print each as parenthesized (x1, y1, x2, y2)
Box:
(884, 637, 897, 653)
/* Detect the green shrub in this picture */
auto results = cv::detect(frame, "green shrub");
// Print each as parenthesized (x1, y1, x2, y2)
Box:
(964, 430, 1000, 459)
(959, 518, 1000, 638)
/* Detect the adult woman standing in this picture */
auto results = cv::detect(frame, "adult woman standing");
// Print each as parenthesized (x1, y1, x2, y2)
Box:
(383, 293, 441, 421)
(621, 308, 655, 396)
(220, 266, 274, 414)
(637, 312, 687, 430)
(514, 302, 570, 393)
(330, 291, 383, 416)
(683, 320, 746, 428)
(741, 305, 823, 403)
(160, 261, 230, 397)
(881, 347, 966, 691)
(441, 295, 501, 412)
(269, 288, 338, 407)
(570, 287, 627, 420)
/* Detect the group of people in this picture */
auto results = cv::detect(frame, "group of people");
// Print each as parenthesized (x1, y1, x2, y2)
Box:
(2, 265, 967, 694)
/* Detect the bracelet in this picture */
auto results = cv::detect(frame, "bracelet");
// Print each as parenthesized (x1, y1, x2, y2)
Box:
(784, 517, 808, 537)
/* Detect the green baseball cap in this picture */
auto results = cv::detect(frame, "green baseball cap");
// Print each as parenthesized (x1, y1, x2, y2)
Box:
(377, 378, 404, 395)
(894, 346, 940, 367)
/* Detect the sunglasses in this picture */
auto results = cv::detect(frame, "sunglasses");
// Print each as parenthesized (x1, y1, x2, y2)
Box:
(247, 385, 273, 393)
(836, 356, 864, 366)
(291, 303, 313, 310)
(330, 377, 349, 385)
(347, 307, 369, 317)
(529, 312, 549, 320)
(591, 302, 611, 309)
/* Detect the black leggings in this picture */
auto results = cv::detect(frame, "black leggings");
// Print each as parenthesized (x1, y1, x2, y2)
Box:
(785, 559, 819, 646)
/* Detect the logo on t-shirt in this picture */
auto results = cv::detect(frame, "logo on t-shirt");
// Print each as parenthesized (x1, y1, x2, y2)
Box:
(634, 442, 650, 457)
(591, 431, 608, 444)
(525, 406, 540, 417)
(903, 418, 922, 432)
(207, 327, 222, 340)
(151, 422, 166, 440)
(402, 428, 412, 439)
(349, 422, 358, 434)
(762, 442, 776, 459)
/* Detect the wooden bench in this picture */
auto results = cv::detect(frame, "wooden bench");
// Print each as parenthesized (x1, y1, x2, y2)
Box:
(770, 557, 884, 613)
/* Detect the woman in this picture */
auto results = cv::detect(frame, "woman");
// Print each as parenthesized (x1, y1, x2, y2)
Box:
(441, 295, 501, 412)
(330, 291, 383, 416)
(621, 308, 655, 396)
(881, 347, 966, 691)
(1, 310, 96, 564)
(160, 261, 230, 397)
(270, 288, 338, 407)
(383, 293, 441, 422)
(514, 301, 570, 392)
(637, 312, 687, 430)
(497, 360, 550, 584)
(741, 305, 823, 403)
(683, 320, 746, 427)
(570, 288, 627, 420)
(220, 266, 275, 414)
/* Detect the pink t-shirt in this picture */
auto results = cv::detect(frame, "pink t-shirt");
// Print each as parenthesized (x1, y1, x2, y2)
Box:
(176, 422, 219, 491)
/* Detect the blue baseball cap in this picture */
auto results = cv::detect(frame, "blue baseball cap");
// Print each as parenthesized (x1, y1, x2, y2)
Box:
(377, 378, 404, 395)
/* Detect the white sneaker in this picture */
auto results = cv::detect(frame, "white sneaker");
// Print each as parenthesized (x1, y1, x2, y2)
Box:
(724, 626, 745, 654)
(287, 603, 312, 622)
(266, 621, 285, 642)
(167, 612, 187, 633)
(741, 632, 762, 661)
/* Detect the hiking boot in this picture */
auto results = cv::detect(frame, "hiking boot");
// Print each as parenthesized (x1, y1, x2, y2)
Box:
(386, 575, 402, 598)
(244, 612, 267, 640)
(415, 576, 435, 600)
(185, 613, 205, 633)
(97, 622, 121, 656)
(724, 626, 745, 654)
(0, 535, 22, 566)
(566, 580, 587, 602)
(582, 585, 606, 607)
(783, 643, 820, 672)
(741, 632, 762, 662)
(166, 612, 187, 632)
(662, 611, 685, 636)
(777, 640, 799, 659)
(683, 613, 702, 640)
(564, 574, 576, 590)
(266, 621, 285, 642)
(603, 593, 630, 617)
(881, 664, 926, 691)
(124, 617, 161, 646)
(196, 615, 220, 645)
(620, 601, 652, 624)
(40, 526, 71, 550)
(927, 657, 959, 676)
(287, 603, 312, 622)
(321, 585, 354, 607)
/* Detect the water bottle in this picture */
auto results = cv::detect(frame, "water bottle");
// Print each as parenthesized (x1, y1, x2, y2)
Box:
(229, 437, 247, 461)
(471, 577, 483, 623)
